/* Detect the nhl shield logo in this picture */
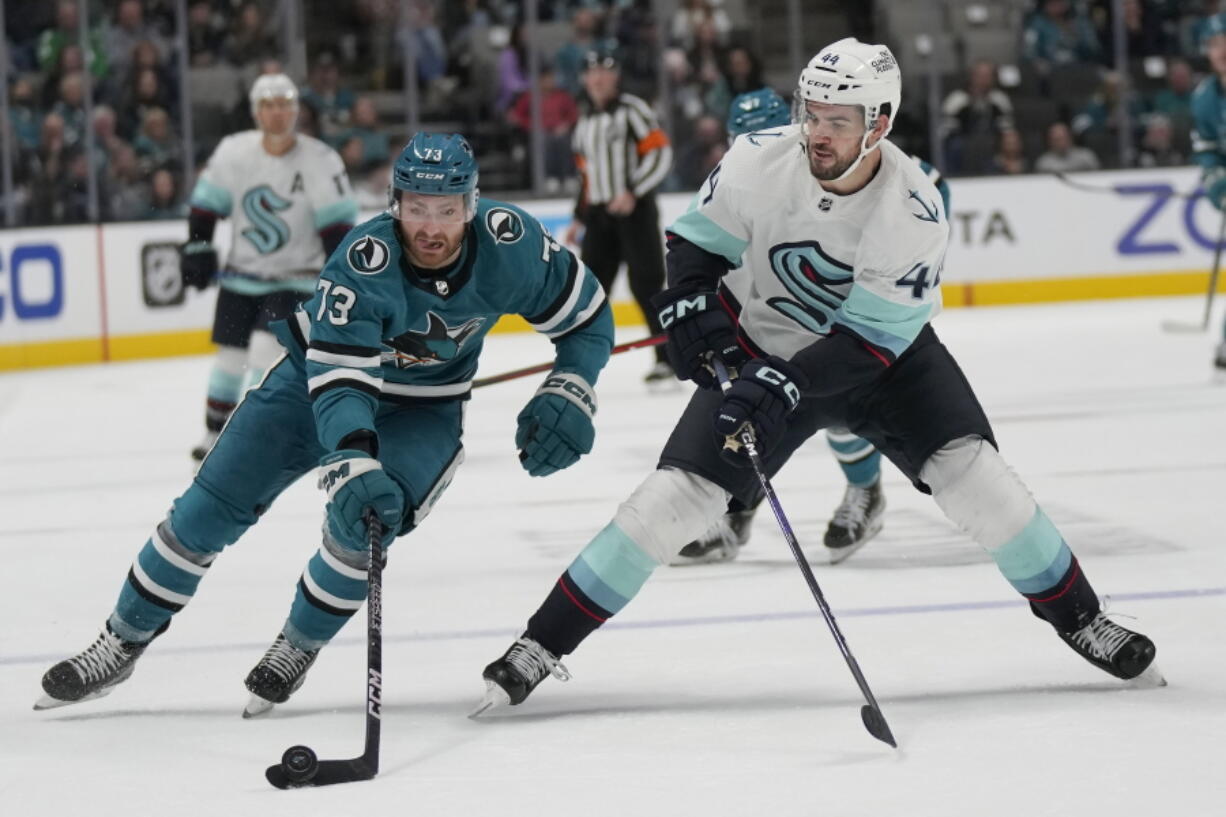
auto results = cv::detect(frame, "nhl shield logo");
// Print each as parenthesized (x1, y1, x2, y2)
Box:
(347, 235, 391, 275)
(485, 207, 525, 244)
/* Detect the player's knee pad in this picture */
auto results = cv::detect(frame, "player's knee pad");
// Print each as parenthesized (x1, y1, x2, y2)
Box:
(920, 435, 1036, 550)
(166, 480, 261, 556)
(612, 467, 731, 564)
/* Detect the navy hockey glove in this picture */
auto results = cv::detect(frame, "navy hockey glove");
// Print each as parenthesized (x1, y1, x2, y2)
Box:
(516, 371, 596, 477)
(179, 241, 218, 290)
(1206, 168, 1226, 211)
(318, 450, 403, 550)
(713, 356, 807, 466)
(650, 283, 749, 389)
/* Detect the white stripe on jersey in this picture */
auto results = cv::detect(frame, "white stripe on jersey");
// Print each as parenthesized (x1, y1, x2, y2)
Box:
(545, 286, 607, 339)
(307, 367, 383, 394)
(306, 348, 382, 369)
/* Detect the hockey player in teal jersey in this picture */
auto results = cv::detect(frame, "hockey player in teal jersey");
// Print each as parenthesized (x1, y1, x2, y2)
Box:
(1191, 11, 1226, 373)
(675, 87, 952, 565)
(473, 39, 1159, 716)
(34, 133, 614, 715)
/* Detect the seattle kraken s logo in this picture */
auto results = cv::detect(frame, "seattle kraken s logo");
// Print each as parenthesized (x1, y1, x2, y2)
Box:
(766, 241, 853, 333)
(241, 185, 292, 254)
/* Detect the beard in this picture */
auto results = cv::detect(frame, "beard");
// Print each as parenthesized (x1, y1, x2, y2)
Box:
(807, 143, 859, 181)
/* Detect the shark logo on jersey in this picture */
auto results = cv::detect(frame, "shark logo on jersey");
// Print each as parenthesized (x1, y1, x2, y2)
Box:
(485, 207, 525, 244)
(766, 241, 853, 333)
(347, 235, 391, 275)
(384, 311, 485, 368)
(240, 185, 292, 254)
(908, 190, 941, 224)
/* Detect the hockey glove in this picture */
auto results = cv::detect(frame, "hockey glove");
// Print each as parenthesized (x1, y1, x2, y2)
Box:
(179, 241, 218, 290)
(713, 356, 808, 466)
(318, 450, 403, 550)
(516, 371, 596, 477)
(650, 283, 748, 389)
(1206, 168, 1226, 211)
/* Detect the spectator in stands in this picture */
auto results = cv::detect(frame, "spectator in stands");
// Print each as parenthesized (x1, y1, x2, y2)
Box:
(507, 64, 580, 192)
(704, 47, 765, 124)
(105, 142, 149, 221)
(8, 76, 42, 152)
(554, 6, 602, 96)
(37, 1, 107, 80)
(1150, 57, 1195, 128)
(50, 72, 87, 150)
(1023, 0, 1102, 69)
(224, 2, 278, 68)
(1035, 121, 1102, 172)
(495, 23, 531, 114)
(41, 43, 86, 109)
(686, 17, 725, 110)
(145, 168, 184, 220)
(673, 113, 726, 189)
(133, 107, 181, 173)
(1071, 70, 1145, 142)
(187, 1, 227, 67)
(1136, 113, 1186, 166)
(89, 105, 125, 171)
(295, 98, 321, 139)
(301, 53, 355, 138)
(1119, 0, 1170, 58)
(409, 0, 449, 91)
(121, 68, 175, 140)
(616, 7, 662, 103)
(991, 127, 1029, 175)
(27, 112, 81, 224)
(106, 0, 166, 83)
(670, 0, 731, 51)
(331, 96, 389, 173)
(941, 60, 1015, 143)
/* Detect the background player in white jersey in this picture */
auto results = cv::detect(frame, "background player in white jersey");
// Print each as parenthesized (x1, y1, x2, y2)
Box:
(472, 39, 1160, 715)
(181, 73, 358, 460)
(1190, 12, 1226, 374)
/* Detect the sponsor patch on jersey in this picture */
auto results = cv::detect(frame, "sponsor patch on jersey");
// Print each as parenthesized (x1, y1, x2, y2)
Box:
(485, 207, 525, 244)
(347, 235, 390, 274)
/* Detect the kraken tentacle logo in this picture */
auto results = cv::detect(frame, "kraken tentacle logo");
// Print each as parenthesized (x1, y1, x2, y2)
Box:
(240, 185, 292, 254)
(347, 235, 391, 274)
(485, 207, 524, 244)
(766, 241, 853, 333)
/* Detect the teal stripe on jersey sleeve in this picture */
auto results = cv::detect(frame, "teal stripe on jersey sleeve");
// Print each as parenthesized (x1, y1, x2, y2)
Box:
(668, 199, 749, 266)
(314, 198, 359, 230)
(190, 177, 233, 216)
(836, 285, 932, 358)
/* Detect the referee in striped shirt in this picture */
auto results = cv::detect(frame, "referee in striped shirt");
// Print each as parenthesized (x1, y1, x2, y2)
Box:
(564, 46, 674, 385)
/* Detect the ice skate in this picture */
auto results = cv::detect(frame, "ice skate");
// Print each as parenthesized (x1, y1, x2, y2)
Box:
(469, 634, 570, 718)
(671, 508, 756, 565)
(35, 621, 167, 710)
(1214, 341, 1226, 383)
(823, 478, 885, 564)
(1054, 612, 1162, 684)
(242, 632, 320, 718)
(644, 359, 681, 393)
(190, 430, 219, 461)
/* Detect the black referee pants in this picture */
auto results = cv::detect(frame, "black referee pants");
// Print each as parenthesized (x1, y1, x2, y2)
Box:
(580, 196, 667, 361)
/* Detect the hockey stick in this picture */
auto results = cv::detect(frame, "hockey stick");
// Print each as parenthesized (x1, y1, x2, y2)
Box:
(711, 358, 897, 749)
(472, 335, 665, 388)
(266, 512, 385, 789)
(1050, 171, 1203, 200)
(1161, 205, 1226, 334)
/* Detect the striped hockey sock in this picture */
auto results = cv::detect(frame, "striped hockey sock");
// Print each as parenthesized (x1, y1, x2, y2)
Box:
(110, 522, 216, 642)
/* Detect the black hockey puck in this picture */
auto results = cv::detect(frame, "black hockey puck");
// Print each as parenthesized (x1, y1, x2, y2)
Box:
(281, 745, 319, 783)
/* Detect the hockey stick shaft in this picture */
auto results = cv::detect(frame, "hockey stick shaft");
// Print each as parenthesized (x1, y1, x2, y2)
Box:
(711, 359, 896, 748)
(472, 335, 665, 388)
(363, 512, 384, 773)
(1200, 206, 1226, 332)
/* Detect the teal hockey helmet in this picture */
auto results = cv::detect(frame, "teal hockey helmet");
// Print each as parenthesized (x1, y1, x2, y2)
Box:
(1203, 12, 1226, 48)
(390, 132, 480, 220)
(727, 88, 790, 139)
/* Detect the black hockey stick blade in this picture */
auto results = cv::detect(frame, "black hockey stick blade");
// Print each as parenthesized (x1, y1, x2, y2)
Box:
(860, 704, 897, 748)
(265, 757, 376, 789)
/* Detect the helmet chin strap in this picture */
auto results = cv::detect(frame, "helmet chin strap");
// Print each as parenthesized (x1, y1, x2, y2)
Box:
(829, 130, 877, 182)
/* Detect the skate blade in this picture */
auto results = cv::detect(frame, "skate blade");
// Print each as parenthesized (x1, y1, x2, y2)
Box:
(468, 682, 512, 719)
(825, 520, 884, 565)
(668, 544, 741, 567)
(33, 686, 114, 711)
(1127, 662, 1167, 689)
(242, 694, 276, 719)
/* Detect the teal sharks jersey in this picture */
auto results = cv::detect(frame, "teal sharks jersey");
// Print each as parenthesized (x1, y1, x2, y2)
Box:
(1191, 75, 1226, 176)
(273, 199, 614, 451)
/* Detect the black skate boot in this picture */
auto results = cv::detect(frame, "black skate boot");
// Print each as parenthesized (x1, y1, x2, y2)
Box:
(1214, 341, 1226, 381)
(469, 634, 570, 718)
(1054, 612, 1162, 682)
(672, 508, 756, 565)
(823, 478, 885, 564)
(242, 632, 320, 718)
(35, 621, 168, 710)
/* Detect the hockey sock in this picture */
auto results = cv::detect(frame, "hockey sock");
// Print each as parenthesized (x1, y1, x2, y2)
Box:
(205, 347, 246, 431)
(526, 522, 658, 656)
(826, 428, 881, 487)
(110, 522, 217, 642)
(284, 543, 369, 650)
(991, 506, 1099, 629)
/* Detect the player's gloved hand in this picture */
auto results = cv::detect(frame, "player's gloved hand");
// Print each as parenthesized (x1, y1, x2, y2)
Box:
(318, 450, 403, 550)
(651, 282, 749, 389)
(516, 371, 597, 477)
(712, 356, 807, 466)
(1206, 168, 1226, 211)
(179, 240, 219, 290)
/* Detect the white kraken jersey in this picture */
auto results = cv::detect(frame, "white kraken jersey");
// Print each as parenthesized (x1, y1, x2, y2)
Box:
(669, 125, 948, 361)
(189, 131, 358, 281)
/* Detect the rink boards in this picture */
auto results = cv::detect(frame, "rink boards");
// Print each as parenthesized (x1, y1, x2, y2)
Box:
(2, 165, 1224, 370)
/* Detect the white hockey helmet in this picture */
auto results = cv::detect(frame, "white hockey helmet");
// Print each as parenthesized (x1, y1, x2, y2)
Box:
(249, 73, 299, 117)
(796, 38, 902, 180)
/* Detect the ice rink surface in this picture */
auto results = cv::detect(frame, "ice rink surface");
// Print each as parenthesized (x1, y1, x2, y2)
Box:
(2, 296, 1224, 816)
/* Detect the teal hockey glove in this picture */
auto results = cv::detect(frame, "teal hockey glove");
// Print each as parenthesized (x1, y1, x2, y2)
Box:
(713, 356, 807, 466)
(516, 372, 597, 477)
(318, 450, 403, 550)
(178, 241, 218, 290)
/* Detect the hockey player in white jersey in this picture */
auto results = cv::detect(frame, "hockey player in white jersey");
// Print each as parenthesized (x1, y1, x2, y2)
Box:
(473, 38, 1161, 715)
(182, 73, 358, 460)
